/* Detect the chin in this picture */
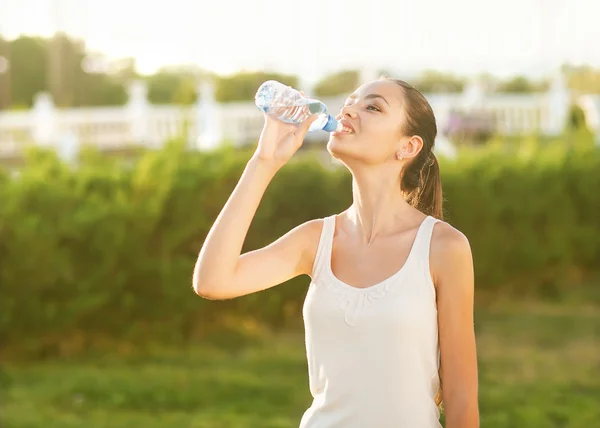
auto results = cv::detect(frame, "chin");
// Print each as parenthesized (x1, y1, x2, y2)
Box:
(327, 136, 362, 163)
(326, 137, 346, 159)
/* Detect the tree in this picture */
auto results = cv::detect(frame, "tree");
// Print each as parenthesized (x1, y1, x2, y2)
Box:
(412, 70, 465, 93)
(145, 66, 208, 105)
(75, 72, 128, 106)
(47, 33, 127, 107)
(313, 70, 359, 97)
(147, 71, 187, 104)
(0, 36, 10, 109)
(172, 78, 198, 105)
(496, 75, 546, 93)
(562, 65, 600, 94)
(8, 36, 47, 107)
(7, 34, 128, 108)
(215, 71, 298, 102)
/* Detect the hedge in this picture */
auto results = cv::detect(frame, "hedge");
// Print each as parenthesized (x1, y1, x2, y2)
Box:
(1, 137, 598, 358)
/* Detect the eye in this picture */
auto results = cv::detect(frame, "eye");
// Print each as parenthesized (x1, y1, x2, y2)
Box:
(366, 104, 380, 112)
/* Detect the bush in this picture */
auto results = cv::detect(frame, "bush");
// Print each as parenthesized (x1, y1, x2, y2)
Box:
(1, 140, 598, 358)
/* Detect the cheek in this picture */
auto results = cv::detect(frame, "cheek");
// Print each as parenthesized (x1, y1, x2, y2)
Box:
(362, 115, 399, 136)
(362, 124, 401, 160)
(362, 122, 399, 149)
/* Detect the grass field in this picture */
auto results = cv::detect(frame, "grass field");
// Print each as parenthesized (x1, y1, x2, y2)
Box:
(2, 287, 599, 428)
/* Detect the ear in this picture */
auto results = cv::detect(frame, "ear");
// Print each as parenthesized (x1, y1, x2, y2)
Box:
(397, 135, 424, 161)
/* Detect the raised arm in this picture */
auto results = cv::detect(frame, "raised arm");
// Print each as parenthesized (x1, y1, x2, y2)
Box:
(193, 113, 321, 300)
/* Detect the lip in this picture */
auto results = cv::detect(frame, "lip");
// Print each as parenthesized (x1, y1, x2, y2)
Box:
(339, 119, 356, 133)
(332, 119, 356, 136)
(331, 128, 354, 137)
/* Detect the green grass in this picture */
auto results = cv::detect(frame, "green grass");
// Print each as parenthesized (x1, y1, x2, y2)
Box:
(2, 291, 599, 428)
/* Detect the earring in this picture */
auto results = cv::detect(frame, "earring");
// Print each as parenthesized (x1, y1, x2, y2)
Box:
(397, 153, 403, 161)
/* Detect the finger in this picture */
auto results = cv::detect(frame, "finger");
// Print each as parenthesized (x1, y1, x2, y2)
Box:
(297, 114, 319, 136)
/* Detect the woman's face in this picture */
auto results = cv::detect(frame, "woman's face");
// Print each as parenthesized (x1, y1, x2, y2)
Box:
(327, 80, 410, 165)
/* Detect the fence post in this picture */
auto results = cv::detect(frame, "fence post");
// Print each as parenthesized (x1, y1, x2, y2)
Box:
(194, 78, 221, 151)
(127, 80, 150, 146)
(32, 92, 56, 147)
(546, 71, 570, 135)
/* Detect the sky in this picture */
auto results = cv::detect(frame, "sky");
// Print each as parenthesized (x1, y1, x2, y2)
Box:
(0, 0, 598, 83)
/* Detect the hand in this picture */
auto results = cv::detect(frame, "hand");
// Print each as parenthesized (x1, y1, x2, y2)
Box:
(253, 92, 318, 169)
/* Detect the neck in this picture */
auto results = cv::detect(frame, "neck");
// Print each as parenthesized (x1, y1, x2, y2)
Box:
(347, 165, 413, 245)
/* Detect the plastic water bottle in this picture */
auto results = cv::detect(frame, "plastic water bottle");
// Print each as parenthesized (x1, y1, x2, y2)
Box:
(255, 80, 343, 132)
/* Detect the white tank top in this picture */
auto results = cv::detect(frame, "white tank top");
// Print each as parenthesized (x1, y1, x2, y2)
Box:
(300, 214, 443, 428)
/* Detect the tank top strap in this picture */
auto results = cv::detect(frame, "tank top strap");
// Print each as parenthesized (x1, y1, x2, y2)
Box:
(409, 215, 442, 276)
(311, 214, 336, 280)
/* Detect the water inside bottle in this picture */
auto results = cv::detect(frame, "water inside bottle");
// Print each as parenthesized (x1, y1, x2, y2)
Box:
(269, 100, 325, 124)
(255, 81, 338, 131)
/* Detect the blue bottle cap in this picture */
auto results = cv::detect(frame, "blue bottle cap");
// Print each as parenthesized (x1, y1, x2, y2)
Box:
(323, 115, 341, 132)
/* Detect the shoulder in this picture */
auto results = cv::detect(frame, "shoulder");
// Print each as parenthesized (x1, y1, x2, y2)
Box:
(430, 220, 471, 256)
(294, 217, 327, 275)
(429, 220, 474, 288)
(283, 218, 325, 252)
(298, 218, 326, 241)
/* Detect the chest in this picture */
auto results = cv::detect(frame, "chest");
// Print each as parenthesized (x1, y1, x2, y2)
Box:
(330, 232, 418, 289)
(304, 274, 436, 331)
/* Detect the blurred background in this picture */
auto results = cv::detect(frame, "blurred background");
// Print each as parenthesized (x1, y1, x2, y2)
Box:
(0, 0, 599, 427)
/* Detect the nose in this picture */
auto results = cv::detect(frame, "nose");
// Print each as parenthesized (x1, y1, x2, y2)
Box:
(338, 104, 358, 120)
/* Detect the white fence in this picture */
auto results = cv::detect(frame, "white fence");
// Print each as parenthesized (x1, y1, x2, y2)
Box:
(0, 74, 598, 161)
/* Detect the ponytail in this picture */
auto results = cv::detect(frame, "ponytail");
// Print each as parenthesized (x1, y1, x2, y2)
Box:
(401, 151, 443, 220)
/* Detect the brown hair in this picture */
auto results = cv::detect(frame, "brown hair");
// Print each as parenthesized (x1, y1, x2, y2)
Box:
(383, 77, 444, 221)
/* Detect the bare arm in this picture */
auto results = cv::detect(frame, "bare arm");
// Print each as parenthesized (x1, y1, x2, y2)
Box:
(193, 113, 319, 300)
(431, 223, 480, 428)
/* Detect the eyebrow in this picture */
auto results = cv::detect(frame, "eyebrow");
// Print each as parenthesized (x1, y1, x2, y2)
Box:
(347, 93, 390, 106)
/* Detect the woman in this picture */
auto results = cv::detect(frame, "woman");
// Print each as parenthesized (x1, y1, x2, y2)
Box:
(193, 77, 480, 427)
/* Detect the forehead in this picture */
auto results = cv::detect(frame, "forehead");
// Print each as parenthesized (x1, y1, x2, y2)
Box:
(348, 80, 404, 106)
